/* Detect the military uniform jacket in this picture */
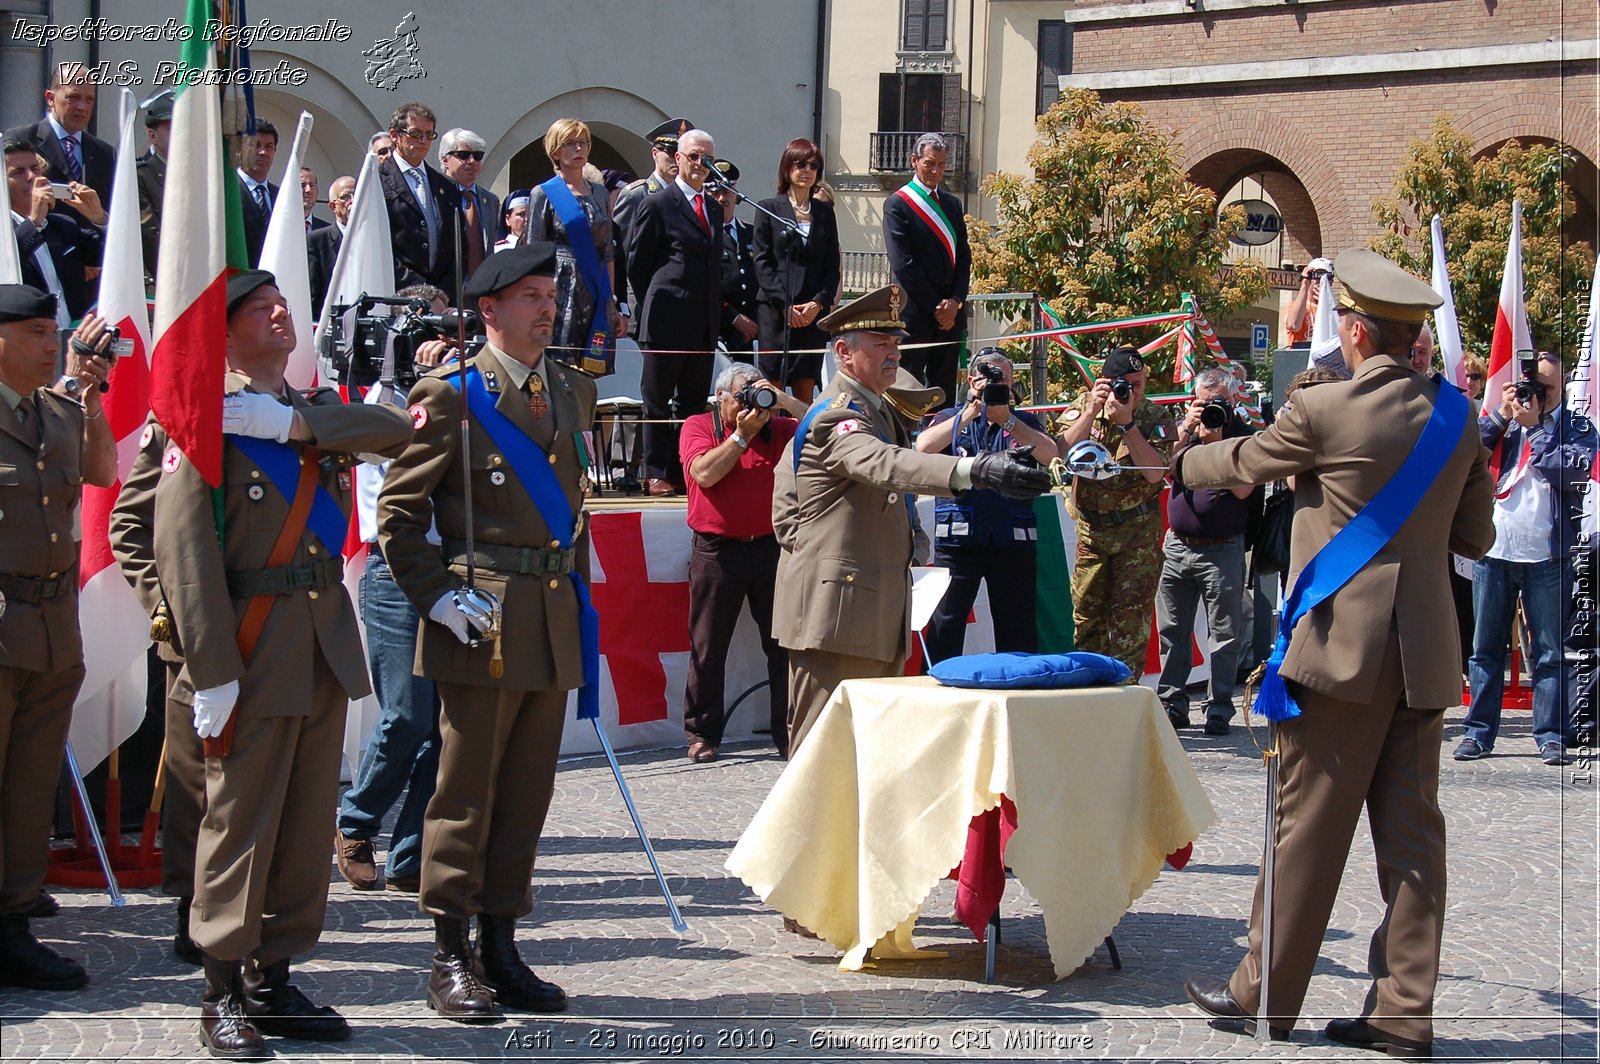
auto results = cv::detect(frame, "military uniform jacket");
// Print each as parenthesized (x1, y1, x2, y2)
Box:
(1063, 395, 1175, 517)
(110, 414, 183, 665)
(148, 374, 412, 712)
(378, 346, 597, 691)
(1179, 353, 1495, 708)
(0, 388, 86, 673)
(771, 374, 961, 661)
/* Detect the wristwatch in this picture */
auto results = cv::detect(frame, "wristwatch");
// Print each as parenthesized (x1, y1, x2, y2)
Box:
(731, 432, 750, 450)
(1000, 413, 1018, 433)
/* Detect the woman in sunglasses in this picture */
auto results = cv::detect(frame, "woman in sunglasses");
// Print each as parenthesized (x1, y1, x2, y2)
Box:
(523, 118, 621, 375)
(752, 138, 840, 404)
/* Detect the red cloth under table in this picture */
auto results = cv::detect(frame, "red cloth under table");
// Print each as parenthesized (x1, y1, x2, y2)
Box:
(949, 797, 1194, 942)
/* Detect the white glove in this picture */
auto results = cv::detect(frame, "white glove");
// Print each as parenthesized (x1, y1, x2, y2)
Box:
(223, 392, 295, 442)
(192, 681, 240, 739)
(429, 591, 493, 645)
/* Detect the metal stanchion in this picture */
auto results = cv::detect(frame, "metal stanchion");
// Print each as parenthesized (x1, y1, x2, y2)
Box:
(590, 719, 688, 933)
(63, 741, 126, 907)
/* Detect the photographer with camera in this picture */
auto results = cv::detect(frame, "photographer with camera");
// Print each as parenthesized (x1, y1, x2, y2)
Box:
(1156, 367, 1255, 734)
(1056, 346, 1176, 675)
(679, 364, 805, 763)
(1284, 257, 1333, 346)
(915, 348, 1059, 662)
(1455, 351, 1597, 767)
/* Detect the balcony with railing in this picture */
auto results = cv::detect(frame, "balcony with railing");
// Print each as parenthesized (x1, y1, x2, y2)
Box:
(868, 131, 966, 175)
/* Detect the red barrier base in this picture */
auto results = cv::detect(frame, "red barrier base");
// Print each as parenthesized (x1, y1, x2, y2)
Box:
(45, 779, 164, 889)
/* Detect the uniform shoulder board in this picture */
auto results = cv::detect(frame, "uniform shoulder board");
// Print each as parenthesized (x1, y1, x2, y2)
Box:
(623, 178, 649, 193)
(829, 394, 849, 410)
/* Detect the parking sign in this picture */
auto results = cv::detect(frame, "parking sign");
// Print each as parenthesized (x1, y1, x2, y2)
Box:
(1251, 323, 1270, 358)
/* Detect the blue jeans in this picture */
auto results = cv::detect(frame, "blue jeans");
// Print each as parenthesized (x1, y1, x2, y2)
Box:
(336, 552, 441, 878)
(1463, 555, 1570, 751)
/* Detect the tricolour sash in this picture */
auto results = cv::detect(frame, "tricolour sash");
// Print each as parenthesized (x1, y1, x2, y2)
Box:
(895, 181, 956, 267)
(228, 435, 348, 554)
(1255, 381, 1469, 720)
(539, 175, 612, 377)
(450, 365, 600, 720)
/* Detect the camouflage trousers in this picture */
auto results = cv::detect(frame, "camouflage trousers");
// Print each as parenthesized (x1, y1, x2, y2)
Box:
(1070, 510, 1164, 676)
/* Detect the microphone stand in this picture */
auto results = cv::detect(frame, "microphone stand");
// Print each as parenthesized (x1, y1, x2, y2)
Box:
(705, 169, 804, 388)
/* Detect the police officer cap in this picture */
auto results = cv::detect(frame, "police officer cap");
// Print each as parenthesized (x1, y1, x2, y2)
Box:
(712, 158, 740, 183)
(226, 270, 279, 317)
(646, 118, 695, 151)
(1100, 345, 1144, 379)
(0, 284, 58, 324)
(143, 90, 174, 127)
(1333, 248, 1442, 324)
(816, 284, 907, 336)
(463, 241, 559, 300)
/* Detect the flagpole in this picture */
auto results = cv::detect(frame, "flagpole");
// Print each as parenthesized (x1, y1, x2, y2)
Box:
(63, 741, 125, 906)
(590, 719, 689, 933)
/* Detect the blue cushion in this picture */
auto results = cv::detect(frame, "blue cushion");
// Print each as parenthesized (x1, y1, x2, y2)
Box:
(929, 651, 1132, 690)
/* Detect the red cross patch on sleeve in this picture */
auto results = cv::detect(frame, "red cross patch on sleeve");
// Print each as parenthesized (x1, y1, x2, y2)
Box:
(139, 423, 155, 448)
(409, 403, 428, 429)
(834, 418, 861, 436)
(161, 446, 182, 473)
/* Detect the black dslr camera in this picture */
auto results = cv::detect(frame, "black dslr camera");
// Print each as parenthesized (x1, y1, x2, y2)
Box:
(974, 360, 1012, 406)
(320, 294, 483, 390)
(1199, 396, 1234, 430)
(736, 380, 779, 411)
(1109, 377, 1133, 403)
(1513, 354, 1544, 406)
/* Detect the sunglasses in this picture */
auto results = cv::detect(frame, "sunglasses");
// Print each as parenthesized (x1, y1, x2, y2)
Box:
(679, 151, 713, 164)
(446, 150, 484, 161)
(397, 128, 436, 141)
(793, 160, 822, 172)
(1466, 372, 1484, 381)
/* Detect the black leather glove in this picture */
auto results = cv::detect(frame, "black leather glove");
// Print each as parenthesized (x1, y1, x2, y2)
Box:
(970, 445, 1052, 500)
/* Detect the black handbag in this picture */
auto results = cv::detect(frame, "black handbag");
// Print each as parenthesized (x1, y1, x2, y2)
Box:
(1253, 484, 1294, 574)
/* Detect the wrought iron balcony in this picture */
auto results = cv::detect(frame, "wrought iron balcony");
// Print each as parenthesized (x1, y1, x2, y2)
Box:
(868, 131, 966, 175)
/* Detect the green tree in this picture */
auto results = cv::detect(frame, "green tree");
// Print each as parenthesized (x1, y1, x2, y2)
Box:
(1372, 115, 1594, 366)
(970, 89, 1268, 399)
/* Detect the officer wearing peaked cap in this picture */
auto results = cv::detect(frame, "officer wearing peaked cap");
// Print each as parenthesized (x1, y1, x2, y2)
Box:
(126, 270, 412, 1055)
(770, 285, 1052, 763)
(137, 91, 174, 277)
(1175, 247, 1493, 1056)
(378, 240, 597, 1023)
(0, 284, 115, 992)
(709, 158, 759, 356)
(612, 117, 697, 319)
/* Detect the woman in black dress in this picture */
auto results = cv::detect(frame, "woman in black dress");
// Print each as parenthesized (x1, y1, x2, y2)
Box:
(753, 138, 840, 403)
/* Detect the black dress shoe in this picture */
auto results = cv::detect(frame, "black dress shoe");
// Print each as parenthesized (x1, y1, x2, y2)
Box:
(241, 958, 351, 1041)
(200, 954, 270, 1060)
(0, 915, 89, 991)
(477, 914, 568, 1013)
(428, 917, 499, 1024)
(28, 891, 60, 918)
(1325, 1018, 1432, 1058)
(174, 897, 202, 966)
(1183, 975, 1289, 1040)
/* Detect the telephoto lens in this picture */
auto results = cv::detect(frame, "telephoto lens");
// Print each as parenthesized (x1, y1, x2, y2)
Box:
(738, 382, 779, 410)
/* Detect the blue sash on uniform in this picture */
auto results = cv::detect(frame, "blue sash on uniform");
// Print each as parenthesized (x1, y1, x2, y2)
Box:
(450, 366, 600, 721)
(539, 174, 612, 374)
(1256, 382, 1468, 720)
(228, 435, 348, 554)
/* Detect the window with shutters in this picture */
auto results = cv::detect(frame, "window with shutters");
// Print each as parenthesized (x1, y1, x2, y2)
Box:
(901, 0, 949, 53)
(1036, 20, 1073, 115)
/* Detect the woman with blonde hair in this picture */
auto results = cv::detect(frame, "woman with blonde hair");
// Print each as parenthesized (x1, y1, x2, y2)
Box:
(523, 118, 621, 374)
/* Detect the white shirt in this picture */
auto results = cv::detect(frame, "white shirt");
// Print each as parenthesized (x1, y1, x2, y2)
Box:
(10, 210, 71, 329)
(1486, 428, 1554, 563)
(237, 169, 272, 208)
(358, 382, 441, 546)
(675, 176, 709, 213)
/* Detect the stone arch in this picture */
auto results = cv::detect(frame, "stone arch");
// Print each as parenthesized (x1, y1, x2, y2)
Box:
(1178, 110, 1353, 254)
(488, 87, 670, 197)
(1456, 95, 1600, 254)
(246, 50, 383, 186)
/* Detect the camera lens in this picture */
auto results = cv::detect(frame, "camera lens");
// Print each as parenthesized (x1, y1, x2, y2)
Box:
(1110, 379, 1132, 403)
(740, 383, 778, 410)
(1200, 398, 1231, 430)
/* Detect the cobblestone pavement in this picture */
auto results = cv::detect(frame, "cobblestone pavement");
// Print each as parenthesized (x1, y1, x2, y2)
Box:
(1, 705, 1594, 1063)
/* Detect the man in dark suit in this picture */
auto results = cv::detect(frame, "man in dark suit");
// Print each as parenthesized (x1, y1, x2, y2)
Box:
(7, 141, 103, 324)
(613, 119, 691, 323)
(5, 62, 114, 243)
(300, 168, 330, 234)
(377, 102, 459, 298)
(709, 160, 758, 359)
(626, 128, 723, 496)
(307, 175, 353, 318)
(882, 132, 970, 407)
(236, 119, 279, 268)
(438, 129, 498, 283)
(136, 93, 172, 282)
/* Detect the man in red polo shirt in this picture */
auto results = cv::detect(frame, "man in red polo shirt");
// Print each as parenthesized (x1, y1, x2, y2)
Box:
(679, 364, 807, 762)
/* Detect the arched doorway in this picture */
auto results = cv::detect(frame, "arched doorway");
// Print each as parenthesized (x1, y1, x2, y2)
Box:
(1474, 136, 1599, 255)
(506, 121, 646, 192)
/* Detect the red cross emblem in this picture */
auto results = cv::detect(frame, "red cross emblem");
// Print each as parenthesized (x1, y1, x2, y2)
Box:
(586, 511, 692, 725)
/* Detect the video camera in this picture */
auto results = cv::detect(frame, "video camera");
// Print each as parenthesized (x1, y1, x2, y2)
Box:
(1199, 396, 1234, 430)
(319, 294, 483, 391)
(1513, 353, 1544, 407)
(974, 361, 1013, 407)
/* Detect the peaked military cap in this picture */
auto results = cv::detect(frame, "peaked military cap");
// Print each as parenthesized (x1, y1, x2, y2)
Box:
(143, 90, 174, 127)
(1099, 345, 1145, 379)
(463, 241, 559, 300)
(1333, 248, 1442, 324)
(0, 284, 58, 324)
(225, 270, 279, 317)
(885, 367, 944, 422)
(816, 284, 907, 336)
(712, 158, 740, 183)
(646, 118, 695, 151)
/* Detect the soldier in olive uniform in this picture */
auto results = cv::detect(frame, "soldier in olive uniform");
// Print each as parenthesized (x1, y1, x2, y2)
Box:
(145, 271, 412, 1056)
(772, 285, 1050, 759)
(379, 243, 597, 1023)
(1056, 346, 1176, 676)
(0, 286, 115, 990)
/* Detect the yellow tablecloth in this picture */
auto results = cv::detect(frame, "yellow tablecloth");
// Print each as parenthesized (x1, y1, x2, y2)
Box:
(726, 676, 1217, 978)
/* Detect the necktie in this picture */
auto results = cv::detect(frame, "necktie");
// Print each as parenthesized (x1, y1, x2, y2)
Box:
(62, 134, 82, 183)
(693, 193, 709, 236)
(462, 190, 484, 277)
(407, 168, 439, 267)
(253, 183, 270, 214)
(526, 374, 554, 448)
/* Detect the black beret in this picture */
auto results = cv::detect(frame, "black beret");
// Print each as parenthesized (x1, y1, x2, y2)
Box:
(226, 270, 279, 317)
(1100, 345, 1145, 379)
(0, 284, 60, 324)
(463, 241, 558, 300)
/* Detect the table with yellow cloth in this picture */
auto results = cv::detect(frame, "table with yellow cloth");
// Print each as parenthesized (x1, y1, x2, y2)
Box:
(726, 676, 1217, 978)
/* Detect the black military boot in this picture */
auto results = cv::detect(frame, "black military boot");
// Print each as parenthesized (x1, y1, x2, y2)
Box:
(427, 917, 498, 1023)
(476, 914, 567, 1013)
(0, 914, 89, 990)
(174, 897, 201, 965)
(199, 953, 269, 1059)
(241, 957, 350, 1041)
